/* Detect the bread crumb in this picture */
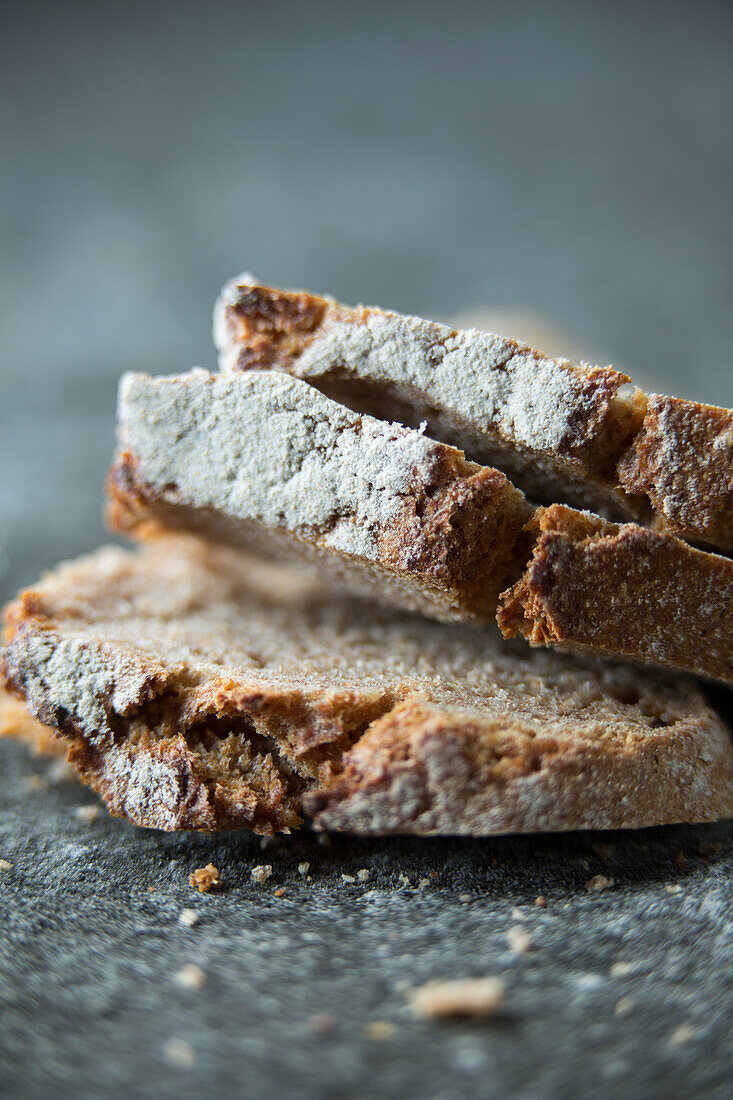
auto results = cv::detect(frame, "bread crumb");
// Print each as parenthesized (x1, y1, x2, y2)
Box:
(24, 774, 49, 792)
(417, 877, 430, 888)
(190, 863, 221, 892)
(408, 977, 505, 1019)
(506, 926, 532, 954)
(174, 964, 206, 990)
(534, 896, 546, 907)
(47, 759, 76, 784)
(273, 887, 286, 898)
(458, 893, 471, 902)
(610, 961, 639, 978)
(357, 869, 371, 882)
(250, 864, 273, 884)
(665, 884, 682, 895)
(398, 874, 411, 886)
(669, 1024, 698, 1046)
(586, 874, 614, 892)
(364, 1021, 396, 1040)
(308, 1013, 334, 1035)
(510, 907, 525, 921)
(0, 859, 12, 872)
(178, 909, 200, 928)
(163, 1039, 195, 1068)
(614, 996, 635, 1017)
(341, 874, 356, 884)
(297, 862, 311, 876)
(75, 805, 100, 824)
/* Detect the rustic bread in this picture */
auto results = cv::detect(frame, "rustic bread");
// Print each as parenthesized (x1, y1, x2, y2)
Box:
(2, 537, 732, 834)
(498, 505, 733, 686)
(214, 275, 732, 553)
(109, 368, 733, 686)
(109, 369, 533, 621)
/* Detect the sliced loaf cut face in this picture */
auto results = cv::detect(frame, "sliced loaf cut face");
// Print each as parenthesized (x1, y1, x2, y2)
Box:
(2, 538, 733, 835)
(108, 369, 533, 622)
(497, 505, 733, 687)
(214, 275, 733, 553)
(110, 368, 733, 685)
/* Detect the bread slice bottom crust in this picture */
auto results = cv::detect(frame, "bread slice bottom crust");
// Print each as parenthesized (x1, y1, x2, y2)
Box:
(2, 538, 732, 835)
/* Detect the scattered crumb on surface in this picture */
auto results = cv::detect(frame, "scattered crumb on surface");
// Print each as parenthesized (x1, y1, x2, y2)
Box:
(417, 877, 430, 888)
(357, 869, 371, 882)
(0, 859, 12, 872)
(364, 1021, 397, 1040)
(297, 862, 311, 876)
(506, 926, 532, 954)
(610, 961, 639, 978)
(669, 1024, 698, 1046)
(586, 874, 614, 892)
(24, 774, 49, 792)
(664, 884, 682, 895)
(408, 977, 505, 1019)
(250, 864, 273, 885)
(341, 874, 356, 884)
(190, 863, 221, 893)
(48, 759, 76, 784)
(534, 896, 546, 907)
(178, 909, 200, 928)
(398, 874, 411, 886)
(308, 1014, 334, 1035)
(174, 964, 206, 990)
(163, 1039, 195, 1068)
(614, 996, 635, 1017)
(273, 887, 286, 898)
(458, 894, 471, 903)
(74, 805, 100, 824)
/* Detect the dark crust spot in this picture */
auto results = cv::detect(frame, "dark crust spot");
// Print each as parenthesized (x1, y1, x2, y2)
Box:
(229, 286, 328, 370)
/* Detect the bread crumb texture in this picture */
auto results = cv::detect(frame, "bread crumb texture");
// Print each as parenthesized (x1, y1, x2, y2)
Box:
(2, 538, 733, 835)
(190, 864, 221, 892)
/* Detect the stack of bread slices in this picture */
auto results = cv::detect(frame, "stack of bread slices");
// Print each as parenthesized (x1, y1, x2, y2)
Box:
(2, 276, 732, 835)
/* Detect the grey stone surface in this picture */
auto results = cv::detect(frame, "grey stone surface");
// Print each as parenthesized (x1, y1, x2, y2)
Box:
(2, 1, 732, 1096)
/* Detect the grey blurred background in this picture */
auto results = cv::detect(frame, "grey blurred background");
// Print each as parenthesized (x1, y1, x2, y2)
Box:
(2, 0, 732, 600)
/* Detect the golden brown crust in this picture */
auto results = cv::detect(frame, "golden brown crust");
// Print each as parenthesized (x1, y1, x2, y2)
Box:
(215, 278, 732, 553)
(498, 505, 733, 686)
(3, 539, 733, 834)
(107, 436, 533, 623)
(306, 697, 733, 833)
(617, 394, 733, 552)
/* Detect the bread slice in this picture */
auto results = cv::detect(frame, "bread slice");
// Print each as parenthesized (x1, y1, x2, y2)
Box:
(214, 275, 733, 553)
(109, 369, 533, 622)
(2, 537, 732, 835)
(498, 505, 733, 686)
(109, 369, 733, 686)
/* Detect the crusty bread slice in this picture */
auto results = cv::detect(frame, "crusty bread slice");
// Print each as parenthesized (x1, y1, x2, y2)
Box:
(109, 369, 533, 622)
(498, 505, 733, 686)
(214, 275, 733, 553)
(2, 538, 732, 835)
(109, 369, 733, 686)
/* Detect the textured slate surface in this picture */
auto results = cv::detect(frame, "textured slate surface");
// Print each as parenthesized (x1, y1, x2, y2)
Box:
(2, 1, 732, 1097)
